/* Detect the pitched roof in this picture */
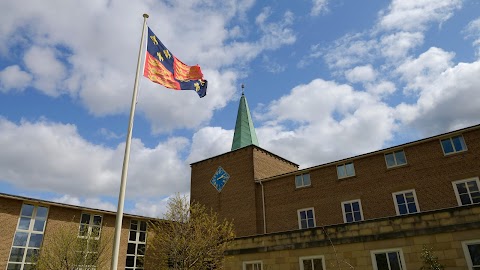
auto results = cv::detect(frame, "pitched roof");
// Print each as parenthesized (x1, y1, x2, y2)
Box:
(231, 93, 259, 151)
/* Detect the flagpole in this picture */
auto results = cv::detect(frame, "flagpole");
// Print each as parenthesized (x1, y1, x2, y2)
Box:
(110, 13, 149, 270)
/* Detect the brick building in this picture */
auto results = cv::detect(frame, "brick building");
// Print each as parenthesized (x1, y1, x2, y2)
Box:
(0, 193, 149, 270)
(190, 93, 480, 269)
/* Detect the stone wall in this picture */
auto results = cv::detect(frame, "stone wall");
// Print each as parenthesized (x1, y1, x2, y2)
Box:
(225, 204, 480, 269)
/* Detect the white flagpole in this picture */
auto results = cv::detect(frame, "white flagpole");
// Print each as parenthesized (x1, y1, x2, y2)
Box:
(110, 13, 149, 270)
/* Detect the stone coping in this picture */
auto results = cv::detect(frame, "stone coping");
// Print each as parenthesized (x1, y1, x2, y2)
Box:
(226, 204, 480, 255)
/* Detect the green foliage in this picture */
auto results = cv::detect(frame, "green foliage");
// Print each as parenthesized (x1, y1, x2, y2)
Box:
(34, 223, 112, 270)
(420, 245, 445, 270)
(146, 194, 235, 270)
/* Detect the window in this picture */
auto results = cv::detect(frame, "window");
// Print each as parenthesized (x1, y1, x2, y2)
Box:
(441, 135, 467, 155)
(243, 261, 263, 270)
(385, 150, 407, 168)
(7, 204, 49, 270)
(295, 173, 311, 188)
(453, 178, 480, 206)
(126, 220, 147, 270)
(337, 162, 355, 179)
(77, 213, 103, 269)
(341, 200, 363, 223)
(462, 240, 480, 270)
(393, 190, 420, 215)
(298, 208, 315, 229)
(371, 249, 406, 270)
(299, 255, 325, 270)
(79, 213, 103, 238)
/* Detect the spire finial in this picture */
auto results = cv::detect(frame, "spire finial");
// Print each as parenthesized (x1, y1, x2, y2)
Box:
(241, 83, 245, 95)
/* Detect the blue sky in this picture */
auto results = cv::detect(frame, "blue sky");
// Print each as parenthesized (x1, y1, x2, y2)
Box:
(1, 0, 479, 217)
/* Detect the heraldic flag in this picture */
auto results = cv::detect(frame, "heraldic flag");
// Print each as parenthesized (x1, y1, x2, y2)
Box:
(143, 27, 207, 98)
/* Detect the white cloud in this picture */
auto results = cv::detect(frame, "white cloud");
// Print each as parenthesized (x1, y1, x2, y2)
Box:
(53, 195, 117, 212)
(323, 33, 377, 69)
(130, 192, 190, 218)
(0, 0, 296, 133)
(0, 118, 191, 199)
(317, 0, 461, 73)
(258, 79, 396, 167)
(365, 81, 396, 97)
(396, 47, 455, 92)
(23, 46, 67, 97)
(186, 127, 233, 164)
(139, 69, 238, 133)
(378, 0, 462, 32)
(396, 57, 480, 136)
(345, 65, 376, 83)
(0, 65, 32, 92)
(311, 0, 329, 16)
(463, 17, 480, 57)
(256, 9, 296, 50)
(380, 31, 424, 59)
(131, 197, 170, 218)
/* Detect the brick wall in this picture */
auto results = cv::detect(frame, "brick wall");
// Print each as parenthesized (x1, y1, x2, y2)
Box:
(0, 197, 22, 270)
(191, 147, 258, 236)
(191, 146, 298, 236)
(252, 148, 298, 180)
(262, 128, 480, 233)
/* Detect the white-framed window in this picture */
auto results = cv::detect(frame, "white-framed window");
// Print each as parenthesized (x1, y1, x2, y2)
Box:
(77, 213, 103, 269)
(243, 260, 263, 270)
(385, 150, 407, 168)
(299, 255, 326, 270)
(295, 173, 311, 188)
(78, 213, 103, 238)
(371, 248, 406, 270)
(126, 220, 147, 270)
(392, 189, 420, 215)
(452, 177, 480, 206)
(462, 239, 480, 270)
(298, 208, 315, 229)
(337, 162, 355, 179)
(7, 203, 49, 270)
(341, 199, 364, 223)
(441, 135, 467, 155)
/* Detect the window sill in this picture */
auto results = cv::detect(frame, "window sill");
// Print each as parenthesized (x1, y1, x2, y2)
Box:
(337, 175, 356, 181)
(295, 185, 312, 190)
(386, 163, 409, 170)
(443, 149, 468, 157)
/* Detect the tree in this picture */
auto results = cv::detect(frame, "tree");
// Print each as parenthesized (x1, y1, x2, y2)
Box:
(146, 194, 235, 269)
(420, 245, 445, 270)
(34, 221, 112, 270)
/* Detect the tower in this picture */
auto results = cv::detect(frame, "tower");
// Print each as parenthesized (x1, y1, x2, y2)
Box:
(190, 86, 298, 236)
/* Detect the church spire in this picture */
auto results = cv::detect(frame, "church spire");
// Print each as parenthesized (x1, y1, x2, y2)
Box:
(231, 84, 259, 151)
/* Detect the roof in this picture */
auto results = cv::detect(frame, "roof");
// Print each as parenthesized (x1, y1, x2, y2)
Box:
(257, 123, 480, 182)
(0, 192, 154, 220)
(231, 93, 259, 151)
(190, 144, 298, 167)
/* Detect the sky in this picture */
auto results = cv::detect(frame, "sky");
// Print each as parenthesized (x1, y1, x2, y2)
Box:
(1, 0, 479, 218)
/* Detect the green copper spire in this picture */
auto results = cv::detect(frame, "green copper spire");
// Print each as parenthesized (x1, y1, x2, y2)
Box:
(231, 85, 259, 151)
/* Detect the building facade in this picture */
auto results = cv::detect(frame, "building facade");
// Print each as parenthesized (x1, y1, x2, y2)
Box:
(190, 94, 480, 269)
(0, 193, 149, 270)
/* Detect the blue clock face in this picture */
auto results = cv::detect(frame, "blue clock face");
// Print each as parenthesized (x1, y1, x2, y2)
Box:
(210, 166, 230, 192)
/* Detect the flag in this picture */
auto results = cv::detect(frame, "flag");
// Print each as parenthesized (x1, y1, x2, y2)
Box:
(143, 27, 207, 98)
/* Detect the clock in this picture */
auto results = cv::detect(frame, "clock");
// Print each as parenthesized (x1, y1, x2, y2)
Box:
(210, 166, 230, 192)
